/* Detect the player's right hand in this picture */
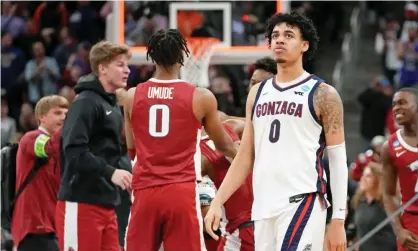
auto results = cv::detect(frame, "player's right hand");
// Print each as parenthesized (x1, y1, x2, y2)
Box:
(204, 200, 223, 240)
(111, 169, 132, 190)
(398, 228, 418, 251)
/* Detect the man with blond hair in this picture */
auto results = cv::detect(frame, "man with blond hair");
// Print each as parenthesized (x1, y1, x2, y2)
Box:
(56, 41, 133, 251)
(12, 95, 68, 251)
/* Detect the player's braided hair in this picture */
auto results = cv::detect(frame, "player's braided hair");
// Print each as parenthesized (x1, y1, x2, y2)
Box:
(146, 29, 190, 67)
(265, 11, 319, 62)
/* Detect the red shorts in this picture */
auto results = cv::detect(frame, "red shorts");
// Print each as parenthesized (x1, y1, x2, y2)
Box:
(218, 224, 254, 251)
(125, 182, 205, 251)
(205, 237, 221, 251)
(56, 201, 119, 251)
(397, 211, 418, 251)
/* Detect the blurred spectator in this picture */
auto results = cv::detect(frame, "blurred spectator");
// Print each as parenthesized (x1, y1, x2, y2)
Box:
(123, 5, 139, 37)
(14, 19, 44, 60)
(1, 100, 17, 148)
(1, 2, 25, 39)
(57, 41, 90, 89)
(68, 1, 102, 44)
(53, 27, 78, 74)
(351, 163, 397, 251)
(397, 23, 418, 88)
(18, 103, 38, 134)
(126, 6, 168, 46)
(24, 41, 60, 105)
(375, 17, 402, 85)
(350, 135, 385, 181)
(399, 3, 417, 43)
(67, 42, 91, 74)
(1, 31, 26, 93)
(59, 62, 83, 88)
(358, 76, 393, 147)
(32, 2, 68, 34)
(58, 86, 76, 104)
(210, 76, 236, 116)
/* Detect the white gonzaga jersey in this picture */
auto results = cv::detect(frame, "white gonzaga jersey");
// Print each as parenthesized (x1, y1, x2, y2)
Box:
(251, 72, 327, 221)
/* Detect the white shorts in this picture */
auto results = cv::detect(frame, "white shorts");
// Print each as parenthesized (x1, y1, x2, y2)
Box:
(254, 193, 327, 251)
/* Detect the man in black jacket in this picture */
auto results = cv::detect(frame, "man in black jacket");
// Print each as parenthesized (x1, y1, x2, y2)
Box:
(56, 41, 132, 251)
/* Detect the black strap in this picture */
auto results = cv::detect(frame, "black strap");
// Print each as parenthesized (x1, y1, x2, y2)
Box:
(11, 157, 48, 207)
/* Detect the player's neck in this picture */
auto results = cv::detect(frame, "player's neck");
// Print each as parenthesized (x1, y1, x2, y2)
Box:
(154, 66, 179, 81)
(276, 63, 306, 83)
(98, 76, 117, 93)
(403, 123, 417, 136)
(38, 124, 52, 136)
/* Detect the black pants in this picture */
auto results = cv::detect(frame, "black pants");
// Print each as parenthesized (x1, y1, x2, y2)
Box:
(18, 233, 58, 251)
(116, 190, 132, 247)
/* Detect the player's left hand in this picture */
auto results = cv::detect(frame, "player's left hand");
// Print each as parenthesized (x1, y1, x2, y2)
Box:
(204, 199, 223, 240)
(325, 219, 347, 251)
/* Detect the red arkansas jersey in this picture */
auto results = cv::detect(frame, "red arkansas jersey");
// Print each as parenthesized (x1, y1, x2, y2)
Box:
(131, 78, 202, 190)
(388, 130, 418, 213)
(200, 124, 253, 233)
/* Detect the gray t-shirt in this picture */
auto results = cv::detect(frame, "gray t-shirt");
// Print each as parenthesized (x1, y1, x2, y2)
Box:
(354, 199, 397, 251)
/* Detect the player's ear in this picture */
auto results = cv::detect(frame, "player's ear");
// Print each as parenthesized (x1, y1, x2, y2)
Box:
(98, 63, 107, 76)
(302, 41, 309, 53)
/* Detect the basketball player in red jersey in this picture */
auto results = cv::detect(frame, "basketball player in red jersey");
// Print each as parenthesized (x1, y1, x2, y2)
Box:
(381, 88, 418, 251)
(199, 119, 254, 251)
(123, 29, 238, 251)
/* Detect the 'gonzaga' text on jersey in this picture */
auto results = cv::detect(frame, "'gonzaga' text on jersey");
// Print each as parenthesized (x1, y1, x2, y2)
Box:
(251, 72, 327, 220)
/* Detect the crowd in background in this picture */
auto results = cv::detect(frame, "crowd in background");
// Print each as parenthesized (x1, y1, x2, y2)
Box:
(1, 1, 345, 147)
(1, 1, 418, 251)
(348, 2, 418, 250)
(358, 1, 418, 148)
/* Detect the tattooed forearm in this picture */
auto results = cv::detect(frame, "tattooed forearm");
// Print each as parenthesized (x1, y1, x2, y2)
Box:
(313, 84, 344, 135)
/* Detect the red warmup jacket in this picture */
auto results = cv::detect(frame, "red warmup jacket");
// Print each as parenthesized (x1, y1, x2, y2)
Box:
(11, 128, 61, 246)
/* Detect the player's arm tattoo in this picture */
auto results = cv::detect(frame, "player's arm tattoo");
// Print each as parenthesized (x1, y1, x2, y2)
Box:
(313, 84, 344, 135)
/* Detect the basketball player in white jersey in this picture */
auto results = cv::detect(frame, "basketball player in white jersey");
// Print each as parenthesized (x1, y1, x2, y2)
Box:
(204, 11, 348, 251)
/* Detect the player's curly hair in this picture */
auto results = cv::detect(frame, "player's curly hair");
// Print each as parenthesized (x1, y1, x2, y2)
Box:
(146, 29, 190, 67)
(254, 57, 277, 74)
(265, 11, 319, 62)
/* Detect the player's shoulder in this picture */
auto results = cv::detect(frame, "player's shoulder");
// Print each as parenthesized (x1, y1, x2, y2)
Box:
(194, 87, 216, 103)
(247, 81, 264, 100)
(314, 82, 339, 97)
(386, 130, 399, 145)
(381, 139, 393, 159)
(251, 76, 274, 91)
(22, 129, 42, 140)
(121, 87, 136, 108)
(19, 130, 43, 150)
(313, 83, 342, 110)
(126, 87, 136, 96)
(116, 88, 129, 106)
